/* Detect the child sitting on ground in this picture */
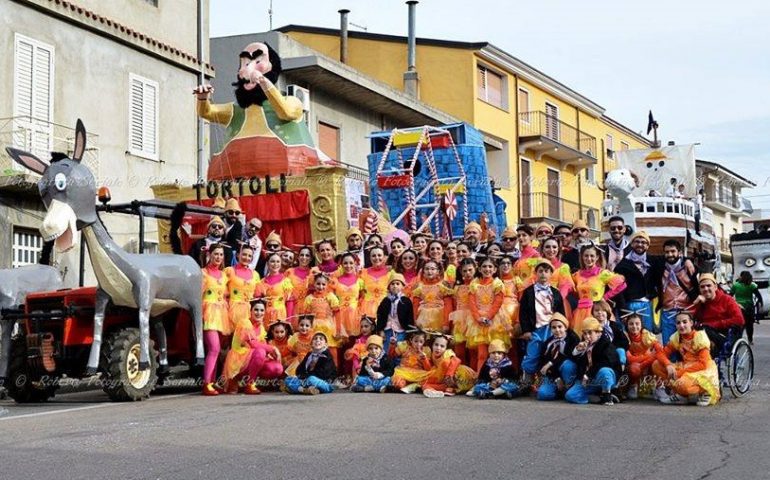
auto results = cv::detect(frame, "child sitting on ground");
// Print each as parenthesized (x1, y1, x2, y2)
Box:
(391, 329, 432, 393)
(283, 332, 337, 395)
(565, 317, 622, 406)
(267, 319, 293, 370)
(592, 300, 629, 367)
(625, 313, 662, 399)
(286, 314, 315, 376)
(536, 313, 579, 401)
(344, 316, 376, 382)
(467, 339, 519, 399)
(421, 334, 477, 398)
(351, 335, 394, 393)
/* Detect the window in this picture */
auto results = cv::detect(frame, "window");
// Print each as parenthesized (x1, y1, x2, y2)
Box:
(605, 134, 614, 159)
(128, 73, 159, 160)
(13, 34, 55, 164)
(477, 65, 504, 109)
(318, 121, 340, 162)
(585, 165, 595, 184)
(517, 87, 530, 120)
(13, 227, 44, 268)
(520, 158, 531, 218)
(545, 102, 559, 141)
(620, 141, 630, 151)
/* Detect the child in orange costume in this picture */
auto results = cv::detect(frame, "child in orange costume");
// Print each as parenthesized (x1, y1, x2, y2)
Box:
(302, 273, 342, 366)
(391, 329, 432, 393)
(625, 313, 661, 399)
(411, 260, 454, 333)
(652, 311, 720, 406)
(449, 258, 476, 365)
(344, 316, 376, 382)
(267, 320, 293, 370)
(421, 334, 477, 397)
(467, 256, 505, 372)
(285, 314, 315, 376)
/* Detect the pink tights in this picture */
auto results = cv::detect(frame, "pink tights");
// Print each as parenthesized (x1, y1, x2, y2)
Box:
(243, 343, 284, 381)
(204, 330, 225, 383)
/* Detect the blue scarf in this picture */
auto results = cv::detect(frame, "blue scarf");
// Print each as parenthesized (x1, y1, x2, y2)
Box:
(664, 258, 684, 290)
(626, 250, 650, 275)
(388, 293, 402, 319)
(485, 355, 512, 370)
(602, 321, 614, 342)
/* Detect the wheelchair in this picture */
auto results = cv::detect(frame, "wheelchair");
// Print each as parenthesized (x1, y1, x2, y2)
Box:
(709, 327, 754, 398)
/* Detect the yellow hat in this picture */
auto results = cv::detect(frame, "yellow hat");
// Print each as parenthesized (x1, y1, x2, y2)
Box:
(536, 222, 553, 234)
(224, 197, 242, 213)
(464, 221, 482, 234)
(389, 273, 406, 286)
(571, 219, 589, 232)
(488, 339, 507, 354)
(534, 258, 554, 271)
(550, 312, 569, 329)
(630, 230, 650, 243)
(581, 317, 602, 333)
(367, 335, 384, 349)
(265, 230, 282, 246)
(698, 273, 717, 286)
(502, 226, 517, 238)
(346, 227, 362, 240)
(207, 216, 225, 228)
(212, 197, 226, 209)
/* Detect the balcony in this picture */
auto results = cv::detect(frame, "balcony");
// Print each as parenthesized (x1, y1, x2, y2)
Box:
(703, 192, 745, 215)
(520, 192, 600, 230)
(719, 238, 731, 255)
(0, 116, 100, 191)
(518, 111, 597, 170)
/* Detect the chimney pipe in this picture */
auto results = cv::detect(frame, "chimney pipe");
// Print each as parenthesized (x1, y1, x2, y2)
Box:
(403, 1, 419, 97)
(339, 9, 350, 63)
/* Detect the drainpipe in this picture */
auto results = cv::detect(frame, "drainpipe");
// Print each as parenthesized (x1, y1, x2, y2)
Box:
(339, 9, 350, 63)
(403, 1, 419, 97)
(196, 0, 205, 184)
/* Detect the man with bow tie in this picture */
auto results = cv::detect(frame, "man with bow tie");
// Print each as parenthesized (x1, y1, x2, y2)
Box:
(518, 259, 566, 385)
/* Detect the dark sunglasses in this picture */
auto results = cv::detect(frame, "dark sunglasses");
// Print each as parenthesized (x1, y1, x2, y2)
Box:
(609, 226, 625, 231)
(267, 243, 280, 249)
(502, 237, 516, 241)
(210, 224, 224, 230)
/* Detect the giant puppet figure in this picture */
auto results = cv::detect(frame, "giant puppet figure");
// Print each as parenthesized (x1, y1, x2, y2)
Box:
(5, 120, 205, 375)
(731, 230, 770, 317)
(194, 42, 328, 180)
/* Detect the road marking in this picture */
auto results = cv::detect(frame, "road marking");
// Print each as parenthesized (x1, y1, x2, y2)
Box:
(0, 392, 196, 422)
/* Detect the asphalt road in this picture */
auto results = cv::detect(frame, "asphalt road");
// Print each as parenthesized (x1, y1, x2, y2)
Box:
(1, 324, 768, 480)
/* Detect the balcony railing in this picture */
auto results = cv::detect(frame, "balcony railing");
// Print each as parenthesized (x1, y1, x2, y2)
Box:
(0, 116, 100, 180)
(704, 192, 742, 211)
(520, 192, 600, 229)
(719, 238, 731, 253)
(519, 111, 597, 160)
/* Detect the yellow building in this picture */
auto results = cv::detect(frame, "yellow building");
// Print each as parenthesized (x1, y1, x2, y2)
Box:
(278, 24, 650, 229)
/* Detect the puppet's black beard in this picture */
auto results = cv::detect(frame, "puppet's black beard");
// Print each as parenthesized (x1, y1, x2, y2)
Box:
(233, 78, 268, 109)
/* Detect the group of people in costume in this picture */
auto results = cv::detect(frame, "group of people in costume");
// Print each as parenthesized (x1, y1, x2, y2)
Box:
(195, 210, 749, 406)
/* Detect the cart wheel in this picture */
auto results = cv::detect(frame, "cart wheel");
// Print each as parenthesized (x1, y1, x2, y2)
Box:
(102, 328, 158, 401)
(728, 338, 753, 398)
(6, 336, 57, 403)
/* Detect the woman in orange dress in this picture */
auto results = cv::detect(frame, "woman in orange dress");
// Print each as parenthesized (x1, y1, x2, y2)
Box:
(494, 254, 520, 351)
(449, 258, 476, 365)
(201, 242, 231, 396)
(333, 252, 365, 337)
(571, 245, 626, 336)
(254, 252, 295, 328)
(359, 246, 392, 318)
(224, 245, 261, 333)
(222, 299, 283, 394)
(285, 246, 315, 323)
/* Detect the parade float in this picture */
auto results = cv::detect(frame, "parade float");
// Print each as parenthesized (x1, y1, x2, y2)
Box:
(601, 143, 718, 265)
(730, 230, 770, 317)
(152, 41, 502, 251)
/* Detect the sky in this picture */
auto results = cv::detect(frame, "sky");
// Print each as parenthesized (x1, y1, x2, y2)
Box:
(210, 0, 770, 209)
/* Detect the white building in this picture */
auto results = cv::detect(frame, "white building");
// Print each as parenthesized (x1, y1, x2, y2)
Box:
(0, 0, 213, 284)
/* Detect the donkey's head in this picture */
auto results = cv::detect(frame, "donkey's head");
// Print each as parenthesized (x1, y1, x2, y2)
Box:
(5, 119, 96, 252)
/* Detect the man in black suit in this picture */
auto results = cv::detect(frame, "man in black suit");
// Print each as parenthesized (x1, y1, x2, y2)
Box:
(188, 216, 234, 267)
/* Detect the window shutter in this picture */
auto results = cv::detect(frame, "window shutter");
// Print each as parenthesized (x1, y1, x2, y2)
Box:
(477, 66, 486, 100)
(128, 74, 159, 159)
(14, 39, 34, 119)
(486, 70, 502, 107)
(13, 35, 54, 163)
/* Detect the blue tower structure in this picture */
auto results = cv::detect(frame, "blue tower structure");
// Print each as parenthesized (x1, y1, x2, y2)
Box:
(368, 123, 506, 238)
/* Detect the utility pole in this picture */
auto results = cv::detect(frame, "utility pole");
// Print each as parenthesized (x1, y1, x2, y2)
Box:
(268, 0, 273, 30)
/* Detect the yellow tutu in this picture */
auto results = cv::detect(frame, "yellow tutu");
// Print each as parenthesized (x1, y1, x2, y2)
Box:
(453, 364, 478, 393)
(465, 318, 492, 348)
(393, 366, 431, 385)
(490, 298, 517, 348)
(203, 302, 231, 334)
(416, 306, 445, 332)
(449, 309, 470, 343)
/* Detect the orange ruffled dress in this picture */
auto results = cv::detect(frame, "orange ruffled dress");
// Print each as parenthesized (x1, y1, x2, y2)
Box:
(224, 266, 261, 331)
(285, 331, 313, 376)
(652, 330, 720, 405)
(303, 291, 342, 347)
(202, 268, 231, 334)
(466, 277, 505, 348)
(269, 336, 293, 369)
(571, 267, 626, 336)
(421, 350, 477, 393)
(285, 267, 311, 317)
(392, 342, 433, 387)
(359, 267, 392, 318)
(492, 274, 520, 347)
(411, 279, 453, 332)
(255, 274, 294, 327)
(223, 321, 268, 380)
(332, 275, 365, 337)
(449, 284, 471, 344)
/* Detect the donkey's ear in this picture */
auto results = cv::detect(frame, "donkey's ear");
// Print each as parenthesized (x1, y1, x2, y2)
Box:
(72, 119, 86, 163)
(4, 147, 48, 175)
